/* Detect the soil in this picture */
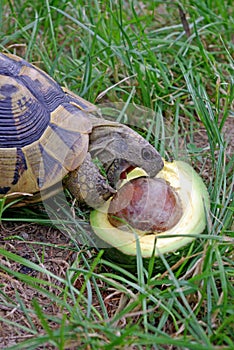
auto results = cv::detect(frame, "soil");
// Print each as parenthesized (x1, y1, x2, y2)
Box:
(0, 220, 124, 348)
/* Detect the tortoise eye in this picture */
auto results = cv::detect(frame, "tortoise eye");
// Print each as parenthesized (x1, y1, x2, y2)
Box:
(141, 147, 154, 160)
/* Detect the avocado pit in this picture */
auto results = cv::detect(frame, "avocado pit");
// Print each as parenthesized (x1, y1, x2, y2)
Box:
(108, 177, 183, 232)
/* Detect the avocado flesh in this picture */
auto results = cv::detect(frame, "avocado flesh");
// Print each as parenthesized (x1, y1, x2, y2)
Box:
(90, 160, 210, 258)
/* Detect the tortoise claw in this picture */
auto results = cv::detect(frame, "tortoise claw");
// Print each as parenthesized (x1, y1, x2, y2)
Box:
(97, 180, 116, 201)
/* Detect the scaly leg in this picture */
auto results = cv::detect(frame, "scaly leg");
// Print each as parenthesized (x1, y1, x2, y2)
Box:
(64, 153, 115, 208)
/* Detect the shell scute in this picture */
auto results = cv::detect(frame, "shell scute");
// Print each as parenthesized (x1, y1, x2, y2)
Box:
(0, 52, 92, 200)
(0, 75, 51, 148)
(0, 186, 10, 195)
(0, 53, 22, 76)
(38, 143, 64, 189)
(12, 148, 27, 185)
(19, 68, 67, 112)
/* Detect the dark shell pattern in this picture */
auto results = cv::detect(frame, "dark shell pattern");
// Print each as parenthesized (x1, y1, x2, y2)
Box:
(0, 52, 93, 198)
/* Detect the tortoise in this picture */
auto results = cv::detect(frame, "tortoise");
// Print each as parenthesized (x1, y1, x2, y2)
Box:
(0, 52, 164, 208)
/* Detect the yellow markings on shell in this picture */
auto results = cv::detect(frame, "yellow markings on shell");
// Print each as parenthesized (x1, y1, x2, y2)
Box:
(50, 105, 92, 134)
(0, 148, 19, 190)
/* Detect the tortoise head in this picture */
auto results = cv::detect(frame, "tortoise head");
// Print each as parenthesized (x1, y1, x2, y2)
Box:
(89, 121, 164, 187)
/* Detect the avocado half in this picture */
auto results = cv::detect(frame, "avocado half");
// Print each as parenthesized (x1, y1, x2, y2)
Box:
(90, 160, 210, 259)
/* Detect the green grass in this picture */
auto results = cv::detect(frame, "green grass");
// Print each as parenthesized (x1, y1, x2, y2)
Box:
(0, 0, 233, 349)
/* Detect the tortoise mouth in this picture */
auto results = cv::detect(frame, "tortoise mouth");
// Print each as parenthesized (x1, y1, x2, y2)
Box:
(119, 165, 136, 180)
(107, 159, 137, 188)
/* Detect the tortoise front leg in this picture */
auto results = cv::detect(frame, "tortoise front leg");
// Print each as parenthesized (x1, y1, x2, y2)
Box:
(64, 153, 115, 208)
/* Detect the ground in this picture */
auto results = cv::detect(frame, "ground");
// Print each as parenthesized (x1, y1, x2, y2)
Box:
(0, 114, 233, 347)
(1, 220, 126, 348)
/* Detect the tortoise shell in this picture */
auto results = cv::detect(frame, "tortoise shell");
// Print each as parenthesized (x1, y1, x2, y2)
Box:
(0, 52, 96, 199)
